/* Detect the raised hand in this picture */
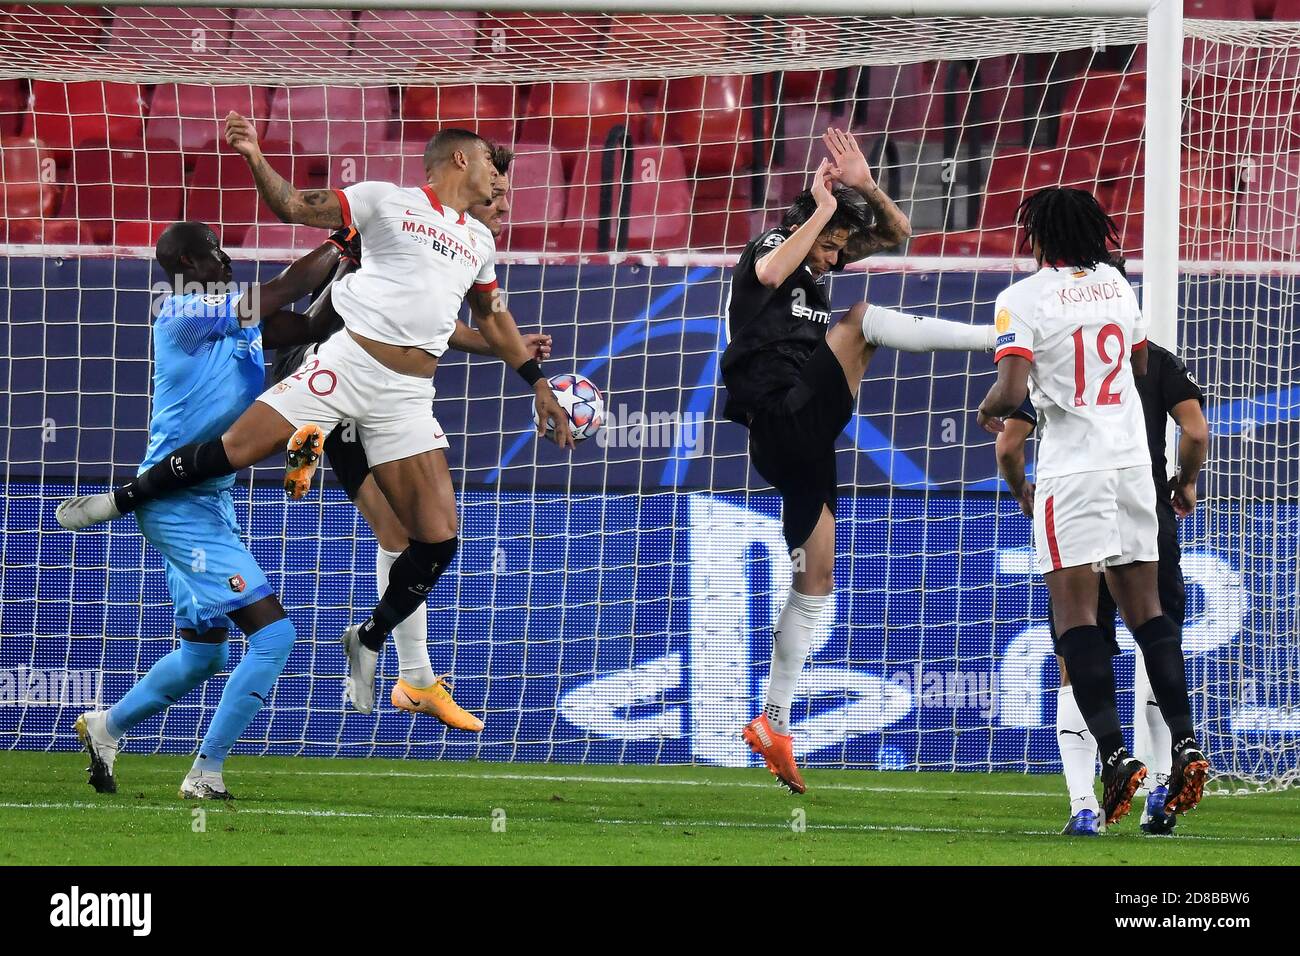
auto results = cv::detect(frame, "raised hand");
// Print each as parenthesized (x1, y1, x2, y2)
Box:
(224, 111, 261, 160)
(810, 157, 837, 213)
(822, 127, 875, 193)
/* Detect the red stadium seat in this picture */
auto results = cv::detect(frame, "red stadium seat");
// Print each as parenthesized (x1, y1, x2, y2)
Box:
(3, 216, 94, 244)
(1056, 71, 1145, 179)
(1185, 71, 1300, 168)
(148, 84, 270, 156)
(0, 79, 24, 137)
(520, 81, 642, 177)
(906, 228, 1019, 258)
(1270, 0, 1300, 16)
(1233, 155, 1300, 257)
(478, 12, 606, 64)
(1100, 155, 1235, 257)
(981, 146, 1102, 229)
(22, 81, 146, 158)
(0, 135, 59, 223)
(906, 147, 1101, 258)
(654, 74, 772, 178)
(186, 151, 291, 243)
(352, 9, 476, 71)
(228, 7, 353, 68)
(68, 138, 184, 245)
(496, 144, 569, 252)
(0, 5, 109, 62)
(106, 6, 232, 59)
(400, 84, 517, 146)
(566, 142, 691, 252)
(326, 141, 420, 188)
(264, 86, 393, 173)
(605, 15, 736, 101)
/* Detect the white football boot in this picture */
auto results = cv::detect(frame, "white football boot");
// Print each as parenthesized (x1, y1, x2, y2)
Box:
(341, 623, 378, 714)
(56, 493, 121, 530)
(179, 767, 233, 800)
(75, 710, 119, 794)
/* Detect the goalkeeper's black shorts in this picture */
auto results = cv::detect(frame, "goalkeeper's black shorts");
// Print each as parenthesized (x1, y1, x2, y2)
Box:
(269, 339, 372, 503)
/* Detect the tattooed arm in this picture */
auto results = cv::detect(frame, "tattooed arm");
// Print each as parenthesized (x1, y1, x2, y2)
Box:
(224, 111, 343, 229)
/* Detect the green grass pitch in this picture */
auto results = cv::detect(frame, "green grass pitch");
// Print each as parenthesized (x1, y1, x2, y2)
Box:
(1, 750, 1296, 865)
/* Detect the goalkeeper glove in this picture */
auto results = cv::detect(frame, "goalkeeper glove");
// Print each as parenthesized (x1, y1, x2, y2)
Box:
(326, 225, 361, 265)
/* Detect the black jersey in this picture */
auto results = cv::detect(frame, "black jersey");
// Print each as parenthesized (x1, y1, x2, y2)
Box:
(1013, 341, 1204, 498)
(720, 227, 835, 424)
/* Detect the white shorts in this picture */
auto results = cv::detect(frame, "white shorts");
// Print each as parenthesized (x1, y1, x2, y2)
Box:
(1033, 465, 1158, 574)
(258, 330, 448, 467)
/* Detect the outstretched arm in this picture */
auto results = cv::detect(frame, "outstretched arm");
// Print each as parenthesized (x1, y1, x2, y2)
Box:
(259, 258, 352, 350)
(225, 111, 343, 228)
(449, 319, 551, 361)
(823, 127, 912, 263)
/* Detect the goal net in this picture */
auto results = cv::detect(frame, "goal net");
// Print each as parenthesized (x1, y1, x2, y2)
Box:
(0, 3, 1295, 787)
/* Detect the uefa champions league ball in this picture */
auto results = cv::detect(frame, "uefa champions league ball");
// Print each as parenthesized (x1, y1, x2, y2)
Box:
(534, 373, 605, 442)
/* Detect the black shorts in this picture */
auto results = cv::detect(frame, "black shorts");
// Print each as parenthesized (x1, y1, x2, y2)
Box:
(1049, 507, 1185, 656)
(269, 342, 371, 502)
(746, 340, 854, 551)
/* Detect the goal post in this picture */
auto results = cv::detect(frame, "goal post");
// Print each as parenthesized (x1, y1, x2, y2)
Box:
(1, 2, 1296, 789)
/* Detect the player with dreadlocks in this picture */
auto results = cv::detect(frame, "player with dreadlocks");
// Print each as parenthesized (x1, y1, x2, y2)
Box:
(977, 187, 1209, 828)
(724, 128, 1000, 793)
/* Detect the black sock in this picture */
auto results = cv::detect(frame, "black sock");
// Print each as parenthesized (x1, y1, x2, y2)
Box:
(1132, 615, 1196, 743)
(113, 440, 234, 514)
(360, 537, 459, 652)
(1058, 625, 1126, 763)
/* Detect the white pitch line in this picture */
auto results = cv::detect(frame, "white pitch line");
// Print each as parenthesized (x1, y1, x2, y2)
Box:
(2, 800, 1297, 844)
(114, 765, 1069, 799)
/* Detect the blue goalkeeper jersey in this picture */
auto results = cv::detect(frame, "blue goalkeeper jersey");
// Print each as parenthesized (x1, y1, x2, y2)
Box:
(140, 290, 264, 493)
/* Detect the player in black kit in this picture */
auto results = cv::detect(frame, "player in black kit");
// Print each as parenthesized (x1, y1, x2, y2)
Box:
(725, 128, 999, 792)
(997, 337, 1207, 836)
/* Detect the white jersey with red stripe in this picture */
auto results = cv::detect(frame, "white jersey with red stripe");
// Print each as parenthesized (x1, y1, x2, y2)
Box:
(992, 262, 1149, 480)
(329, 180, 498, 357)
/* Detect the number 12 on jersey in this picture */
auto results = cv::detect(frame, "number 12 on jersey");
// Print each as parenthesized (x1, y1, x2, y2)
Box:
(1071, 323, 1126, 407)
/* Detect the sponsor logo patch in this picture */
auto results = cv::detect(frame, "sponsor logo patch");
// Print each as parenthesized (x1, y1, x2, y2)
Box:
(995, 308, 1013, 333)
(228, 574, 246, 594)
(996, 333, 1016, 346)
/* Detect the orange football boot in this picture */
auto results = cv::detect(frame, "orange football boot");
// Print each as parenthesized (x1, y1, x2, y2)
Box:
(743, 714, 806, 794)
(391, 677, 485, 732)
(284, 423, 324, 499)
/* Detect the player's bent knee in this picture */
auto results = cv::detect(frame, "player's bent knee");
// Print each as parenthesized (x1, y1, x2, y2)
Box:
(407, 536, 459, 578)
(248, 617, 296, 670)
(1132, 615, 1179, 652)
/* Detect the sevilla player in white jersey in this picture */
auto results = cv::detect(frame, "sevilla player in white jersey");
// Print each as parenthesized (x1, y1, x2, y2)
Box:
(977, 187, 1208, 827)
(56, 119, 574, 721)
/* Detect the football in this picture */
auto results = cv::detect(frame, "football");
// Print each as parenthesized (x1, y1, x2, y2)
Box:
(534, 372, 605, 442)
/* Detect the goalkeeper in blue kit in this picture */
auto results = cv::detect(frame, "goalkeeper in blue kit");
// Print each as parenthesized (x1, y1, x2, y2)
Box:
(74, 219, 356, 799)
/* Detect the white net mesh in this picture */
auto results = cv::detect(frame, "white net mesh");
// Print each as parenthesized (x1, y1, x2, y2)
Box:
(0, 5, 1295, 786)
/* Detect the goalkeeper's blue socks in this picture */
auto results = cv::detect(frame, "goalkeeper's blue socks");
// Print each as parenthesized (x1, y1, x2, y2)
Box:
(193, 617, 295, 772)
(105, 639, 229, 738)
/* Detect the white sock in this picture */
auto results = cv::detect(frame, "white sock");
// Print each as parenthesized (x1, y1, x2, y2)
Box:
(861, 303, 996, 352)
(1134, 648, 1172, 788)
(376, 547, 436, 688)
(1057, 685, 1101, 814)
(763, 589, 830, 735)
